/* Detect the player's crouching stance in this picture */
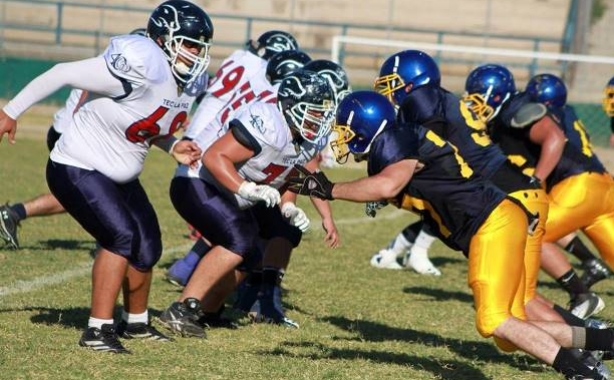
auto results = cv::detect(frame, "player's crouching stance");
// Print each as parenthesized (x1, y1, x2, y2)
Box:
(158, 69, 336, 338)
(0, 0, 213, 353)
(289, 91, 612, 379)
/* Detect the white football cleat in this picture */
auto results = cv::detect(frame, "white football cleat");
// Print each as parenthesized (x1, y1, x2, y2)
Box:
(404, 252, 441, 276)
(370, 248, 404, 270)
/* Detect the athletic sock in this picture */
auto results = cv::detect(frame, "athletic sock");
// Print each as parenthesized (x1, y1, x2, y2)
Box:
(88, 317, 114, 330)
(9, 203, 26, 222)
(556, 269, 589, 297)
(565, 236, 596, 263)
(122, 310, 148, 324)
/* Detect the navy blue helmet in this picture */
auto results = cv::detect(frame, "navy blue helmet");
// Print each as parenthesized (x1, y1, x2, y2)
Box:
(248, 30, 298, 61)
(266, 50, 312, 85)
(303, 59, 352, 103)
(147, 0, 214, 86)
(526, 73, 567, 109)
(464, 64, 516, 122)
(331, 90, 396, 163)
(374, 50, 440, 107)
(277, 69, 336, 144)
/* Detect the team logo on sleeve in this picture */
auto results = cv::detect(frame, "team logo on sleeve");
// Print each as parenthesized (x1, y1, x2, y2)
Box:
(111, 54, 130, 73)
(249, 114, 266, 134)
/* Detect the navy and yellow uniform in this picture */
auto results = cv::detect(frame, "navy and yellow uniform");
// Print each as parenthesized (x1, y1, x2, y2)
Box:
(492, 94, 614, 267)
(543, 105, 614, 267)
(369, 123, 531, 346)
(400, 86, 548, 304)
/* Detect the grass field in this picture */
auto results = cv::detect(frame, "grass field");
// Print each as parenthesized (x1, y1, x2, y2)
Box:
(1, 136, 614, 380)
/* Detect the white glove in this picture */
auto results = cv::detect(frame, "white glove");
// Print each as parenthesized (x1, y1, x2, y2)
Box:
(281, 202, 310, 232)
(237, 181, 281, 208)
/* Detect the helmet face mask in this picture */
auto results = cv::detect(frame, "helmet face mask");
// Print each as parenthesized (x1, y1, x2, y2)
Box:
(603, 77, 614, 117)
(277, 70, 336, 144)
(374, 50, 441, 107)
(147, 0, 214, 86)
(465, 64, 516, 122)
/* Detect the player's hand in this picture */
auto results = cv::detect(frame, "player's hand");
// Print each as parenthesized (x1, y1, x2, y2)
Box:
(281, 202, 310, 232)
(171, 140, 202, 168)
(365, 201, 387, 218)
(322, 217, 340, 248)
(287, 165, 334, 200)
(238, 181, 281, 207)
(0, 109, 17, 144)
(609, 133, 614, 148)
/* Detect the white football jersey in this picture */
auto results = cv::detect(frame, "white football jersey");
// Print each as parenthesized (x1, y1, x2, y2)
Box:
(198, 102, 327, 209)
(52, 89, 84, 134)
(185, 49, 267, 139)
(50, 35, 207, 184)
(176, 64, 279, 180)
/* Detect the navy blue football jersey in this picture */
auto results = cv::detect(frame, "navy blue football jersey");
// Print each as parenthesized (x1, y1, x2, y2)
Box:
(545, 105, 606, 188)
(398, 86, 534, 194)
(368, 123, 507, 255)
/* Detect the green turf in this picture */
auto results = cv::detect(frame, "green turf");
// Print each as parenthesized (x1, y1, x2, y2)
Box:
(0, 137, 612, 380)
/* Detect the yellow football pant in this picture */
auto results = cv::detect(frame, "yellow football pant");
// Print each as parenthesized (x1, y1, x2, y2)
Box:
(468, 199, 529, 349)
(507, 188, 550, 303)
(544, 172, 614, 268)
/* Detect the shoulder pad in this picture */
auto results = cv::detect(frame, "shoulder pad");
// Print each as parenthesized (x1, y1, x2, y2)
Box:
(510, 103, 547, 129)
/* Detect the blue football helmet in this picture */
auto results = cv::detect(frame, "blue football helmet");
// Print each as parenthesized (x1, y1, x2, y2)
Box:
(603, 76, 614, 117)
(266, 50, 312, 85)
(147, 0, 214, 86)
(248, 30, 298, 61)
(464, 64, 516, 122)
(277, 69, 336, 144)
(331, 91, 396, 163)
(526, 73, 567, 109)
(303, 60, 352, 103)
(373, 50, 441, 107)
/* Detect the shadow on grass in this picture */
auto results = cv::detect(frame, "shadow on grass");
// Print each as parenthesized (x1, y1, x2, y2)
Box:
(0, 305, 166, 329)
(263, 341, 490, 380)
(24, 239, 96, 252)
(320, 316, 547, 373)
(430, 256, 465, 269)
(402, 286, 474, 303)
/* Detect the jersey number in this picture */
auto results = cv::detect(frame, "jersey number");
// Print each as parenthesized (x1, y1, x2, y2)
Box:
(125, 106, 187, 143)
(211, 61, 246, 98)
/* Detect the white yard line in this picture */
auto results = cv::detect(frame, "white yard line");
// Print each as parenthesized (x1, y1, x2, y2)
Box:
(0, 209, 407, 297)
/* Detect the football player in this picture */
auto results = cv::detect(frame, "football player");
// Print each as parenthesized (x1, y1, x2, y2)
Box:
(0, 29, 147, 250)
(302, 59, 352, 168)
(166, 31, 301, 281)
(465, 65, 606, 319)
(165, 50, 332, 329)
(603, 77, 614, 147)
(289, 91, 611, 380)
(158, 69, 337, 338)
(525, 73, 614, 295)
(0, 0, 212, 353)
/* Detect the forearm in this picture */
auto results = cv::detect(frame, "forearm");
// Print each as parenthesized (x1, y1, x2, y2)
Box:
(311, 197, 333, 221)
(534, 138, 564, 181)
(331, 176, 395, 202)
(153, 135, 179, 154)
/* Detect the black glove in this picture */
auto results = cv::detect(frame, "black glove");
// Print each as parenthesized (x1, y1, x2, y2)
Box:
(287, 164, 334, 200)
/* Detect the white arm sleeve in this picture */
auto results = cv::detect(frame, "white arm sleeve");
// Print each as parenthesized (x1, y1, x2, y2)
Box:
(3, 56, 127, 119)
